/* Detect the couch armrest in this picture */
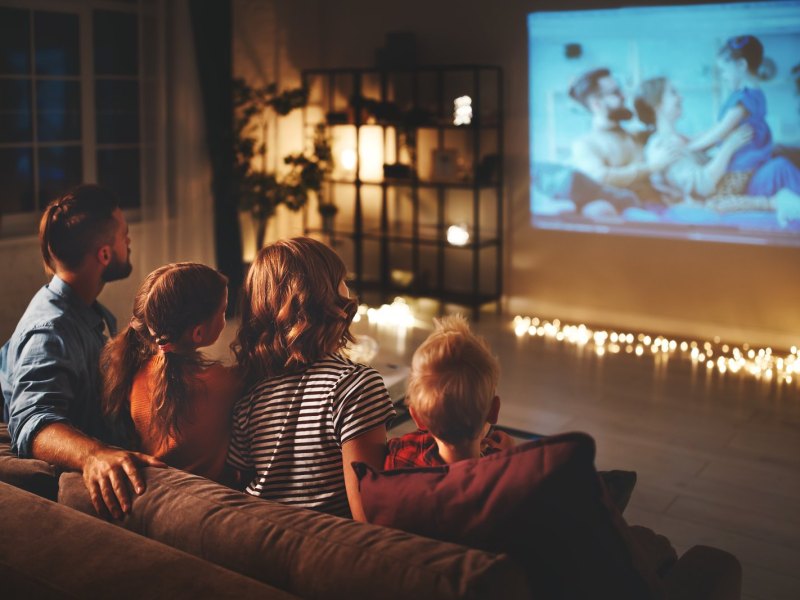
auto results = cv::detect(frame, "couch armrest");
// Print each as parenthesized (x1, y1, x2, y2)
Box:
(665, 545, 742, 600)
(0, 481, 296, 599)
(0, 423, 58, 500)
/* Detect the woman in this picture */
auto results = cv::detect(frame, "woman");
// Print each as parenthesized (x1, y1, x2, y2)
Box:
(635, 77, 753, 201)
(228, 237, 395, 520)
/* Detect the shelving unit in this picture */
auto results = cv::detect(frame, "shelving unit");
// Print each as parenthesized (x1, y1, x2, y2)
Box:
(302, 65, 503, 317)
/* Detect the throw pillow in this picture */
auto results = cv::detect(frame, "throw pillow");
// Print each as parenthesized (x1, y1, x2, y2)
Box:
(355, 432, 663, 599)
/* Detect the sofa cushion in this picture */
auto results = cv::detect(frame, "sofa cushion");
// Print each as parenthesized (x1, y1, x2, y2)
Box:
(59, 466, 530, 600)
(0, 423, 58, 500)
(355, 432, 663, 599)
(0, 481, 295, 599)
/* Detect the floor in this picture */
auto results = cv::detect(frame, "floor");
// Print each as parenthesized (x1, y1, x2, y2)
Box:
(211, 305, 800, 599)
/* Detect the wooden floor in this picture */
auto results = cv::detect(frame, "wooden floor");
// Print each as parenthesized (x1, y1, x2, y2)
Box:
(351, 311, 800, 600)
(212, 310, 800, 599)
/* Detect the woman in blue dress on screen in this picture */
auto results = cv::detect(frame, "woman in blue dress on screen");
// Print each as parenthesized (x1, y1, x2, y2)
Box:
(688, 35, 800, 197)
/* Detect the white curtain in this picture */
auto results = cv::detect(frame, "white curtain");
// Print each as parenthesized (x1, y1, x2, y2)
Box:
(139, 0, 216, 274)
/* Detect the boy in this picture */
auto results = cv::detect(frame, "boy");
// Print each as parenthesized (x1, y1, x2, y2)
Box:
(385, 315, 514, 469)
(385, 315, 637, 514)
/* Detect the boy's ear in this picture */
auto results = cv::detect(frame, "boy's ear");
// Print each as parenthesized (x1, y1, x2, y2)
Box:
(486, 396, 501, 425)
(408, 407, 427, 431)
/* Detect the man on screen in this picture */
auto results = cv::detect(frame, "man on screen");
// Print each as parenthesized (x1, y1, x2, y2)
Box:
(569, 68, 678, 203)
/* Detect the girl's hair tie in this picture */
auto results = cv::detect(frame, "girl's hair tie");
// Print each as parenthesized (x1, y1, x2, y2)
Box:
(158, 341, 177, 354)
(729, 35, 750, 50)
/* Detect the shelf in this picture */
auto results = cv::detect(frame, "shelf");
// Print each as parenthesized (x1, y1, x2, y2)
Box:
(325, 177, 499, 189)
(322, 120, 501, 130)
(306, 224, 500, 249)
(301, 64, 503, 318)
(355, 279, 501, 308)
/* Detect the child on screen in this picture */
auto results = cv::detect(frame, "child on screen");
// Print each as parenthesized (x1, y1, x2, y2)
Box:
(689, 34, 800, 199)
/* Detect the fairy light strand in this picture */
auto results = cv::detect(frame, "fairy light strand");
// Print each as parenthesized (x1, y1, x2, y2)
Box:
(512, 316, 797, 385)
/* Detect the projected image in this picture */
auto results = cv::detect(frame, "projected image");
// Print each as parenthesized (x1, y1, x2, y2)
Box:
(528, 1, 800, 245)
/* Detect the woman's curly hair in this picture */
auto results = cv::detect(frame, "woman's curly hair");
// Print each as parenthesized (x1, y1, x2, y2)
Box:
(233, 237, 357, 384)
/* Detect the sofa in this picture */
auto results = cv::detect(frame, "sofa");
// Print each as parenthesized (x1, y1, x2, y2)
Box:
(0, 424, 741, 599)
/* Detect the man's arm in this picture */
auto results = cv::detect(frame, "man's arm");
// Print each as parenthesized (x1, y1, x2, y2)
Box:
(8, 329, 164, 519)
(573, 138, 646, 187)
(574, 136, 680, 188)
(32, 422, 165, 519)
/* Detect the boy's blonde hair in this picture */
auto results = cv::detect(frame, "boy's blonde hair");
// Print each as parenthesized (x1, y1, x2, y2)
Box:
(406, 315, 499, 445)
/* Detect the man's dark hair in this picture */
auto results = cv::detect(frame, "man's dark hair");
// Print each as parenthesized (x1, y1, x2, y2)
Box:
(569, 68, 611, 110)
(39, 184, 121, 273)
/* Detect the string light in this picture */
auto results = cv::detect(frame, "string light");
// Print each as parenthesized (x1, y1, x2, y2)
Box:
(361, 297, 416, 328)
(512, 315, 798, 385)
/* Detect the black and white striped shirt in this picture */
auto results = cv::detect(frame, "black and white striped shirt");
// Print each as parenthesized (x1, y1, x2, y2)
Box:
(228, 354, 395, 517)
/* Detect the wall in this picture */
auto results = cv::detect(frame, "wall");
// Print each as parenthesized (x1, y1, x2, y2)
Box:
(0, 223, 145, 341)
(237, 0, 800, 347)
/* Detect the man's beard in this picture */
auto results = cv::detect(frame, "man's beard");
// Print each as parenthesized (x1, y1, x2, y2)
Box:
(608, 107, 634, 122)
(102, 254, 133, 282)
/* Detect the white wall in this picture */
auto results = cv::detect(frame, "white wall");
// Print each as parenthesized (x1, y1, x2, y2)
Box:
(232, 0, 800, 348)
(0, 222, 146, 341)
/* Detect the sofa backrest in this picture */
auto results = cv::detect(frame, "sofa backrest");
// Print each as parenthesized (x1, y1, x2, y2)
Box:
(0, 481, 296, 599)
(0, 423, 58, 500)
(59, 467, 530, 600)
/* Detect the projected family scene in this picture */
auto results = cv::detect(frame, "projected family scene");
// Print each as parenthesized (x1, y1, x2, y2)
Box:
(528, 1, 800, 245)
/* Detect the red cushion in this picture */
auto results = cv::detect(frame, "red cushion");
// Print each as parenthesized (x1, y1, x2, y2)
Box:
(355, 432, 662, 599)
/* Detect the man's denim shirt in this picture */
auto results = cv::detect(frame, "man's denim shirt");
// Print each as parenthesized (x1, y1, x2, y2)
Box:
(0, 276, 117, 457)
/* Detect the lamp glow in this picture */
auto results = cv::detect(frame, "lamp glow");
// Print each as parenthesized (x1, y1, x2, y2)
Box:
(340, 148, 357, 173)
(446, 224, 470, 246)
(453, 95, 472, 126)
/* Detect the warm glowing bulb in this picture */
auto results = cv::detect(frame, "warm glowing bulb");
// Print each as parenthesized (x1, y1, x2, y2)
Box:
(340, 148, 357, 172)
(453, 95, 472, 126)
(446, 224, 470, 246)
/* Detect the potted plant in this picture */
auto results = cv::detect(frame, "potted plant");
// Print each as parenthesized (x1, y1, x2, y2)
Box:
(233, 78, 308, 250)
(284, 123, 336, 234)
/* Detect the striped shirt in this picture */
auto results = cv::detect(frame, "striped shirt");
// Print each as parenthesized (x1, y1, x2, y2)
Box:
(228, 354, 395, 517)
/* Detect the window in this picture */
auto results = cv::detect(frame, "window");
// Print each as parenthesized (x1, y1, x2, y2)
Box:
(0, 1, 141, 234)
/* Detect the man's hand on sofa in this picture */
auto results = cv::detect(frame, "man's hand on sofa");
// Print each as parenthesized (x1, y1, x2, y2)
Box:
(83, 447, 166, 519)
(30, 422, 165, 519)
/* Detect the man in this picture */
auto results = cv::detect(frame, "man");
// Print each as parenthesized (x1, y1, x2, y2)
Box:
(569, 68, 678, 202)
(0, 184, 163, 519)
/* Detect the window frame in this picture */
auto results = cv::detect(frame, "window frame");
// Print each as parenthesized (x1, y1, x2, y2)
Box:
(0, 0, 143, 238)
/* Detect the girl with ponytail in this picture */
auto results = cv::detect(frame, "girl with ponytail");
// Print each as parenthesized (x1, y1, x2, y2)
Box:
(688, 35, 800, 199)
(101, 262, 237, 482)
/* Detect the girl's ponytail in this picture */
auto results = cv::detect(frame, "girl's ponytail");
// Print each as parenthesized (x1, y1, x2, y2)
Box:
(149, 342, 201, 446)
(101, 318, 154, 448)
